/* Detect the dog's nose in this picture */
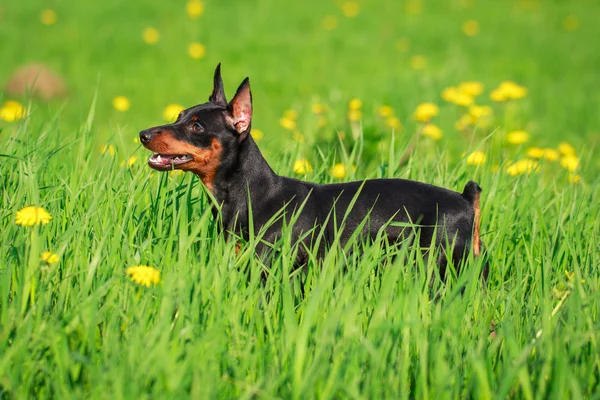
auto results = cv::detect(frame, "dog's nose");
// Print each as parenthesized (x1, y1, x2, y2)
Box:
(139, 129, 154, 144)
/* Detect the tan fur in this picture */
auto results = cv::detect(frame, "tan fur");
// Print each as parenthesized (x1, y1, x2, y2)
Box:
(145, 132, 222, 192)
(473, 191, 481, 257)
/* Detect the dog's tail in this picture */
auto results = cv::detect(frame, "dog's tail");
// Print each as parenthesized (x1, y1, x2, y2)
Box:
(461, 181, 482, 257)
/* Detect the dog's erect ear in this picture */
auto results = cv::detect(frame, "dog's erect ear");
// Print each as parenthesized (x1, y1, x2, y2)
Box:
(229, 78, 252, 141)
(208, 63, 227, 106)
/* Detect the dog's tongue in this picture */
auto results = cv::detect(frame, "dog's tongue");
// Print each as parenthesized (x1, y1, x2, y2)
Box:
(148, 154, 193, 169)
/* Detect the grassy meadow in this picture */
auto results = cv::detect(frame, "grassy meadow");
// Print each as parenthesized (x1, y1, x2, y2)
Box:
(1, 0, 600, 398)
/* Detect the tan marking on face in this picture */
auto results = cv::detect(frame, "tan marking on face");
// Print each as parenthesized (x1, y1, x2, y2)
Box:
(144, 132, 222, 192)
(472, 191, 481, 257)
(191, 116, 198, 121)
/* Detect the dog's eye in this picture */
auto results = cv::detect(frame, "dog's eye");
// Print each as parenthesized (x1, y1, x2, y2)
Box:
(192, 122, 204, 133)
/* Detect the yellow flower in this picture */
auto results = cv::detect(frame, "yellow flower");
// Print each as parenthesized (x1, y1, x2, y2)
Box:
(441, 87, 473, 107)
(0, 100, 27, 122)
(41, 251, 59, 264)
(185, 0, 204, 19)
(121, 156, 139, 168)
(454, 114, 472, 131)
(506, 130, 530, 145)
(322, 15, 338, 30)
(410, 55, 427, 70)
(413, 102, 439, 122)
(142, 27, 160, 44)
(347, 109, 362, 121)
(15, 206, 52, 226)
(541, 148, 560, 161)
(462, 20, 479, 36)
(169, 169, 184, 177)
(490, 88, 508, 102)
(441, 87, 459, 102)
(563, 15, 579, 31)
(458, 81, 484, 96)
(279, 117, 297, 130)
(468, 105, 493, 120)
(311, 103, 324, 114)
(126, 266, 161, 287)
(378, 105, 394, 118)
(452, 92, 474, 107)
(506, 159, 538, 176)
(422, 124, 443, 140)
(341, 1, 360, 18)
(112, 96, 130, 112)
(331, 163, 347, 179)
(251, 128, 264, 141)
(294, 159, 313, 174)
(283, 109, 298, 120)
(385, 116, 402, 130)
(163, 104, 184, 122)
(526, 147, 559, 161)
(498, 81, 527, 100)
(557, 142, 576, 156)
(568, 174, 581, 184)
(466, 151, 486, 166)
(188, 42, 206, 59)
(348, 98, 362, 110)
(395, 37, 410, 52)
(101, 144, 115, 156)
(40, 9, 57, 25)
(560, 155, 579, 172)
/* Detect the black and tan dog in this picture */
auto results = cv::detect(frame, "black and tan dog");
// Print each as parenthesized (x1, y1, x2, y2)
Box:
(140, 64, 486, 279)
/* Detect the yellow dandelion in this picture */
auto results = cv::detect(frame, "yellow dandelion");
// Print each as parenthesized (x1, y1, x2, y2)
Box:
(526, 147, 545, 159)
(169, 169, 184, 177)
(458, 81, 484, 97)
(331, 163, 348, 179)
(163, 104, 184, 122)
(188, 42, 206, 59)
(133, 137, 140, 144)
(490, 88, 508, 102)
(452, 92, 474, 107)
(498, 81, 527, 100)
(121, 156, 139, 168)
(413, 102, 439, 122)
(422, 124, 443, 140)
(294, 159, 313, 174)
(348, 98, 362, 110)
(557, 142, 576, 156)
(347, 109, 362, 121)
(126, 265, 161, 287)
(322, 15, 338, 30)
(454, 114, 473, 131)
(185, 0, 205, 19)
(541, 148, 560, 161)
(560, 155, 579, 172)
(283, 109, 298, 120)
(466, 151, 486, 166)
(40, 9, 57, 25)
(142, 27, 160, 45)
(0, 100, 27, 122)
(441, 87, 459, 102)
(468, 105, 493, 120)
(311, 103, 324, 114)
(279, 117, 297, 130)
(341, 1, 360, 18)
(506, 130, 530, 145)
(101, 144, 115, 156)
(15, 206, 52, 227)
(563, 15, 579, 31)
(251, 128, 264, 141)
(568, 174, 581, 184)
(378, 105, 394, 118)
(410, 55, 427, 70)
(506, 159, 538, 176)
(395, 37, 410, 52)
(112, 96, 130, 112)
(385, 116, 402, 130)
(41, 251, 59, 264)
(462, 20, 479, 36)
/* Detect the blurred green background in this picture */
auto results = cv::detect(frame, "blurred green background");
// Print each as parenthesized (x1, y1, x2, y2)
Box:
(1, 0, 598, 172)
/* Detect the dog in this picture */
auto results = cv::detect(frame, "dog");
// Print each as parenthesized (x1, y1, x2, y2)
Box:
(139, 64, 487, 280)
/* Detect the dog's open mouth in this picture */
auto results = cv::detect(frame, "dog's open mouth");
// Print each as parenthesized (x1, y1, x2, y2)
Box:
(148, 154, 193, 171)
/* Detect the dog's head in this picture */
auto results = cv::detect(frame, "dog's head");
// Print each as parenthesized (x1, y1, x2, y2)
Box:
(139, 64, 252, 190)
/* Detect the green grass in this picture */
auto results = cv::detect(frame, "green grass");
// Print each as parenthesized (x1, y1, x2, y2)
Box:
(1, 0, 600, 398)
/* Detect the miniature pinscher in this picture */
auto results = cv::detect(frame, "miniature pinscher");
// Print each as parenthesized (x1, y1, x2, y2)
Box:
(139, 64, 487, 279)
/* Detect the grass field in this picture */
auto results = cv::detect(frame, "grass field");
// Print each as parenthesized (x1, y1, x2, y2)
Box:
(1, 0, 600, 398)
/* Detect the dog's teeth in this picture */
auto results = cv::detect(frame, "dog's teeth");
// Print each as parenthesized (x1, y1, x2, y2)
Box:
(156, 155, 162, 162)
